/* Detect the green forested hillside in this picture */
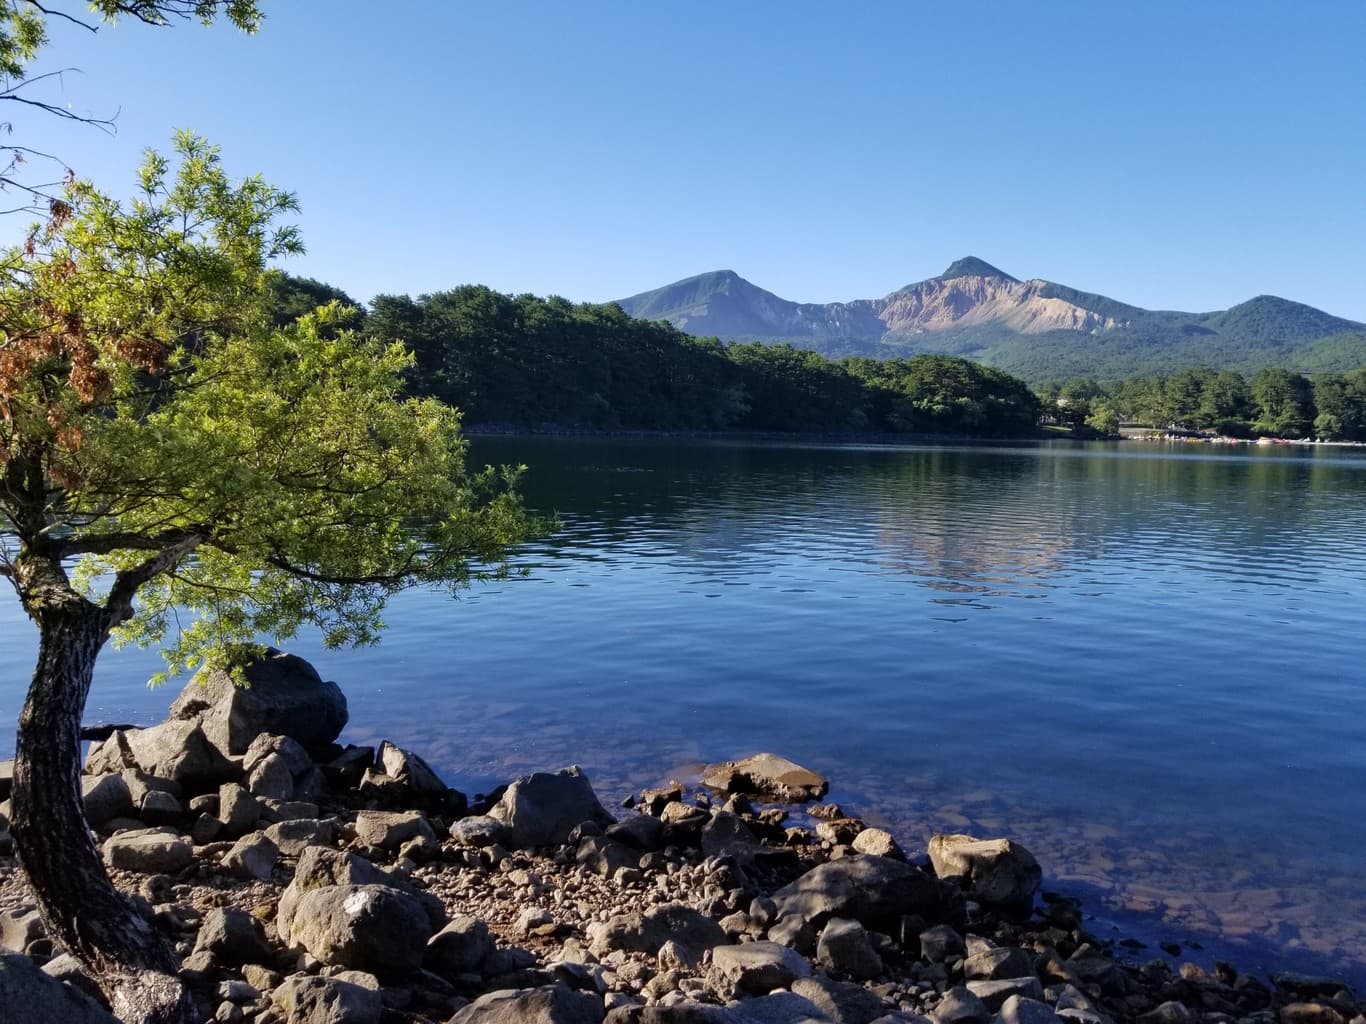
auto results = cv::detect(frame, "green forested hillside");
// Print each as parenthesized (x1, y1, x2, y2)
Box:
(360, 283, 1041, 436)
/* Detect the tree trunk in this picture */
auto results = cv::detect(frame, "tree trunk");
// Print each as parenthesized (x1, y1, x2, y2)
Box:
(10, 593, 196, 1024)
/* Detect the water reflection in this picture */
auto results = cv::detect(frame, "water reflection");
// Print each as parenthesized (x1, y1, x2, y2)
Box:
(2, 438, 1364, 984)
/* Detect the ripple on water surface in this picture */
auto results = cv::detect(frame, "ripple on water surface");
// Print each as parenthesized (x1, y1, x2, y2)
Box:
(1, 438, 1364, 984)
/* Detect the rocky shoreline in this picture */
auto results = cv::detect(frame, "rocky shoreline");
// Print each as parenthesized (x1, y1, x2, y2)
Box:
(0, 651, 1360, 1024)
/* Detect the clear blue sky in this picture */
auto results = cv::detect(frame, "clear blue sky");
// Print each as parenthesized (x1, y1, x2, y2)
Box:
(10, 1, 1366, 317)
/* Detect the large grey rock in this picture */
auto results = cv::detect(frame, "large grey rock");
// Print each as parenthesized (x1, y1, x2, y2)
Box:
(451, 984, 605, 1024)
(263, 817, 336, 856)
(792, 975, 890, 1024)
(963, 947, 1034, 982)
(272, 973, 382, 1024)
(586, 903, 727, 960)
(221, 832, 279, 881)
(425, 916, 495, 976)
(851, 828, 905, 860)
(81, 773, 133, 826)
(101, 827, 193, 873)
(122, 718, 238, 788)
(965, 978, 1045, 1012)
(710, 941, 811, 997)
(927, 836, 1041, 909)
(450, 988, 606, 1024)
(817, 918, 884, 981)
(170, 648, 347, 757)
(282, 884, 433, 975)
(219, 783, 261, 837)
(488, 765, 614, 848)
(83, 730, 136, 775)
(282, 844, 445, 935)
(0, 952, 120, 1023)
(702, 753, 829, 803)
(936, 988, 990, 1024)
(194, 907, 273, 966)
(997, 996, 1063, 1024)
(772, 855, 942, 929)
(450, 815, 510, 848)
(354, 809, 435, 849)
(732, 992, 831, 1024)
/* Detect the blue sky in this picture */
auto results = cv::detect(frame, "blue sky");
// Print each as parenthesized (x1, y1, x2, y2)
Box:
(9, 1, 1366, 317)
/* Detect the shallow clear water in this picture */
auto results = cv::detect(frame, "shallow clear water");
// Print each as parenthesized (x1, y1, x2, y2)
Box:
(3, 438, 1365, 983)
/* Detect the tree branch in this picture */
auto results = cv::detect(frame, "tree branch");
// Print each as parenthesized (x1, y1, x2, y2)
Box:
(59, 526, 203, 558)
(104, 532, 202, 623)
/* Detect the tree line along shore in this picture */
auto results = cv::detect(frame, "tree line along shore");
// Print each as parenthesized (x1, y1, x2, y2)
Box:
(273, 277, 1366, 443)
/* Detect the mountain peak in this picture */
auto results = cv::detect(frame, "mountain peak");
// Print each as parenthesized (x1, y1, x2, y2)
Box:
(939, 257, 1018, 283)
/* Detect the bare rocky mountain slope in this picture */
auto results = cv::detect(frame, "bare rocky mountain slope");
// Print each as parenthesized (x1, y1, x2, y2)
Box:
(616, 259, 1366, 380)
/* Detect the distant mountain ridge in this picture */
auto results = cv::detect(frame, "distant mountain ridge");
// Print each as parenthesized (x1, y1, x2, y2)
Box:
(615, 260, 1366, 380)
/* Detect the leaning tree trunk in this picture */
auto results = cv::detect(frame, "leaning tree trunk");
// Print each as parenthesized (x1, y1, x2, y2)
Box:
(10, 593, 196, 1024)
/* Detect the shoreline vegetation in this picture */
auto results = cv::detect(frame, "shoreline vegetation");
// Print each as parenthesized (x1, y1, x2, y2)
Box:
(1, 650, 1361, 1024)
(276, 277, 1366, 447)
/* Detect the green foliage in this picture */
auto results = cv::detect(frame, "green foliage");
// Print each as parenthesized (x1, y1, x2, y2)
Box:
(362, 287, 1045, 437)
(1, 135, 534, 680)
(1, 0, 261, 78)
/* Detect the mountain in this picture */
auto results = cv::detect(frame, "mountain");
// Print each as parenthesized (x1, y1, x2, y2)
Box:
(615, 260, 1366, 380)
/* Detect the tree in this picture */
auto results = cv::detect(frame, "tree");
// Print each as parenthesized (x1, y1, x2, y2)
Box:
(1251, 367, 1315, 438)
(0, 137, 533, 1023)
(1, 1, 260, 210)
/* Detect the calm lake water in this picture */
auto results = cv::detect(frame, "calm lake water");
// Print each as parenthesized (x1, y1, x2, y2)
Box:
(3, 437, 1365, 984)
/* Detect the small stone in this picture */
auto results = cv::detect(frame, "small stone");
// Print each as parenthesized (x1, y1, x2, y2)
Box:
(852, 828, 905, 860)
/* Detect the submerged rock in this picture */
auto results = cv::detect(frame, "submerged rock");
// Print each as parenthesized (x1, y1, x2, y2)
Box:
(701, 753, 829, 804)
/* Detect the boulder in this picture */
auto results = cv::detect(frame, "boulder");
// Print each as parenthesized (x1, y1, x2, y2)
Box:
(169, 648, 347, 757)
(963, 947, 1034, 982)
(710, 941, 812, 997)
(576, 836, 638, 877)
(122, 719, 238, 788)
(927, 836, 1041, 910)
(218, 783, 261, 837)
(278, 846, 444, 936)
(935, 988, 990, 1024)
(263, 818, 336, 856)
(354, 809, 435, 850)
(272, 973, 382, 1024)
(919, 924, 966, 963)
(193, 907, 273, 966)
(281, 884, 433, 975)
(425, 916, 495, 976)
(586, 903, 727, 961)
(221, 832, 279, 881)
(450, 984, 605, 1024)
(488, 766, 614, 848)
(965, 978, 1045, 1012)
(792, 975, 890, 1024)
(701, 753, 828, 803)
(81, 774, 133, 826)
(101, 827, 193, 873)
(0, 952, 120, 1024)
(817, 918, 884, 981)
(450, 815, 511, 848)
(851, 828, 905, 860)
(83, 730, 136, 775)
(998, 996, 1064, 1024)
(772, 855, 943, 930)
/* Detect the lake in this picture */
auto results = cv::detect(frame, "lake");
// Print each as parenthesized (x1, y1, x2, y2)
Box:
(2, 437, 1365, 985)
